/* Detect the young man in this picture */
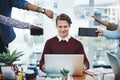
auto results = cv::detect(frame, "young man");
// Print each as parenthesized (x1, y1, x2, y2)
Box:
(40, 13, 90, 72)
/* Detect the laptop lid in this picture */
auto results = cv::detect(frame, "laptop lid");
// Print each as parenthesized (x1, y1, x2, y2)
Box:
(45, 54, 84, 77)
(107, 53, 120, 80)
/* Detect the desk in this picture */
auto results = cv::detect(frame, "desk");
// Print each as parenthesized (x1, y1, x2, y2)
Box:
(0, 73, 94, 80)
(36, 73, 94, 80)
(73, 72, 115, 80)
(73, 73, 94, 80)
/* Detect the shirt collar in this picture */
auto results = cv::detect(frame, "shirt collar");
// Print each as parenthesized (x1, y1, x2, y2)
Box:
(57, 35, 71, 42)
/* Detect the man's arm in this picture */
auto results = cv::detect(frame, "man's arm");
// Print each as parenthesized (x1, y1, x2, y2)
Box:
(107, 23, 118, 31)
(78, 42, 90, 70)
(96, 27, 120, 39)
(27, 4, 53, 19)
(11, 0, 53, 19)
(103, 27, 120, 39)
(0, 14, 40, 29)
(92, 16, 118, 30)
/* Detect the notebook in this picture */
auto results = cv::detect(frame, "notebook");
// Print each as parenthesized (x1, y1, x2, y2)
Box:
(78, 27, 98, 37)
(44, 54, 84, 77)
(107, 53, 120, 80)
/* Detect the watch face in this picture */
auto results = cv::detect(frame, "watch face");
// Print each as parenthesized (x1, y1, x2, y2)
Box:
(41, 9, 45, 13)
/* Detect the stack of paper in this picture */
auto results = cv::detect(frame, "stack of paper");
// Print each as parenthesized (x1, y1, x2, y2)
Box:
(85, 67, 114, 80)
(37, 76, 72, 80)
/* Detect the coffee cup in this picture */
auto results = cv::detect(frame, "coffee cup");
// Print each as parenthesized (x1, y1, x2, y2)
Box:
(28, 66, 38, 78)
(25, 70, 36, 80)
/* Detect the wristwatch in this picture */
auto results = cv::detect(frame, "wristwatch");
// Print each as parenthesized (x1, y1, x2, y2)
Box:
(36, 7, 45, 14)
(41, 8, 45, 14)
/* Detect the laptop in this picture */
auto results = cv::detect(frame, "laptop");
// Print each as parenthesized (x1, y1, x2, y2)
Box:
(107, 53, 120, 80)
(78, 27, 98, 37)
(45, 54, 84, 77)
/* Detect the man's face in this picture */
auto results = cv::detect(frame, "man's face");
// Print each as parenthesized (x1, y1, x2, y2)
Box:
(56, 20, 70, 38)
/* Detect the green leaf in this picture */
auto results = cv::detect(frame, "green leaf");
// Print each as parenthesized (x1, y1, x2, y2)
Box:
(0, 47, 24, 66)
(60, 68, 69, 76)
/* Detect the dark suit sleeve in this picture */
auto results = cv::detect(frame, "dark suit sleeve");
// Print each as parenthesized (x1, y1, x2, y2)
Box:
(10, 0, 30, 10)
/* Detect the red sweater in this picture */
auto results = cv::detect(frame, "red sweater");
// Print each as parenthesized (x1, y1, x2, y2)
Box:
(40, 36, 90, 70)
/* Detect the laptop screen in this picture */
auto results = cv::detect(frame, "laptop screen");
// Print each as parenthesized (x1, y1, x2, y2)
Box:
(44, 54, 84, 77)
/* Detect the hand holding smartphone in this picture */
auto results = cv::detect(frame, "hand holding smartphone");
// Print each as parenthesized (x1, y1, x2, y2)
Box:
(78, 27, 98, 37)
(30, 28, 43, 36)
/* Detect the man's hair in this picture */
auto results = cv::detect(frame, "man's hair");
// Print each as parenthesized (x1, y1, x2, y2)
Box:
(56, 13, 72, 26)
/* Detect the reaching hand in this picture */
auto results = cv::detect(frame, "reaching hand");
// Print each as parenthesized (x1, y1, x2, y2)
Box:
(91, 16, 97, 20)
(30, 25, 43, 36)
(42, 64, 46, 72)
(96, 29, 103, 36)
(31, 25, 42, 29)
(44, 9, 53, 19)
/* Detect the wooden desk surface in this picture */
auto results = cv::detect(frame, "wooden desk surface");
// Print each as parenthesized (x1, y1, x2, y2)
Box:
(0, 73, 94, 80)
(73, 73, 94, 80)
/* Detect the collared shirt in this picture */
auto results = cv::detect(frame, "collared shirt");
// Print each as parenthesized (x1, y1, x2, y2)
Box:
(0, 14, 31, 29)
(57, 35, 71, 42)
(0, 0, 30, 45)
(103, 26, 120, 39)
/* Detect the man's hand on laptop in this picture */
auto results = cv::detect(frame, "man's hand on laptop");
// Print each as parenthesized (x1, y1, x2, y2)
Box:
(42, 64, 46, 72)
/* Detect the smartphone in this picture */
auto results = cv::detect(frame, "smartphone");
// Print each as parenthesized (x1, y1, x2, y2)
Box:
(30, 28, 43, 35)
(78, 28, 98, 37)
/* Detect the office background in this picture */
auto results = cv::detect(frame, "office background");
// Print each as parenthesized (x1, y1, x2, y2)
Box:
(9, 0, 120, 68)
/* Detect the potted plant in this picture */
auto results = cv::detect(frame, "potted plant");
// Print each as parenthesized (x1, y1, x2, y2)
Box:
(60, 68, 69, 80)
(0, 47, 24, 66)
(0, 47, 24, 79)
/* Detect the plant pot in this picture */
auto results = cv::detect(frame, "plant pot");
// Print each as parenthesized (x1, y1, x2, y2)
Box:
(1, 66, 16, 79)
(62, 76, 68, 80)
